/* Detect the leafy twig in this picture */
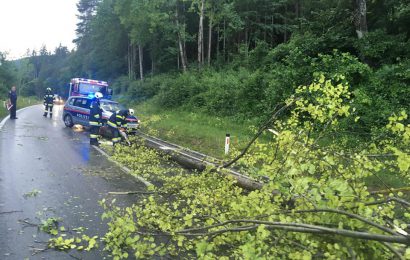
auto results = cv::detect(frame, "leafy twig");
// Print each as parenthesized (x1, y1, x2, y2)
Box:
(0, 210, 22, 215)
(108, 191, 155, 195)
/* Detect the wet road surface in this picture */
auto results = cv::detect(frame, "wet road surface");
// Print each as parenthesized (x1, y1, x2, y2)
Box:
(0, 105, 146, 259)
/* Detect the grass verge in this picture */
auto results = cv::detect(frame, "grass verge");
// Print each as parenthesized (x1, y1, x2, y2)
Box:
(133, 100, 258, 159)
(131, 100, 409, 192)
(0, 96, 41, 121)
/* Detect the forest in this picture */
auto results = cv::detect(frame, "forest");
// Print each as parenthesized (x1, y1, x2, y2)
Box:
(0, 0, 408, 130)
(0, 0, 409, 258)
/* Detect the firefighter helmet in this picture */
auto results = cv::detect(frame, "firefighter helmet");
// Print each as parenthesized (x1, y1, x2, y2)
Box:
(129, 109, 134, 116)
(94, 92, 103, 99)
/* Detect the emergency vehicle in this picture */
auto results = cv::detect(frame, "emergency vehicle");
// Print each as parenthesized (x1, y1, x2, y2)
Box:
(62, 96, 140, 133)
(69, 78, 113, 100)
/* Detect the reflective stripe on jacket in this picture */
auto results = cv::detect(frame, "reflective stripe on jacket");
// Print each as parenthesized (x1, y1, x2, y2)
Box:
(44, 94, 54, 105)
(90, 100, 103, 123)
(108, 112, 127, 129)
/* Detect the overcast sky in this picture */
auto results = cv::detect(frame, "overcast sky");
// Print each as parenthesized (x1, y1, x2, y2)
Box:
(0, 0, 79, 60)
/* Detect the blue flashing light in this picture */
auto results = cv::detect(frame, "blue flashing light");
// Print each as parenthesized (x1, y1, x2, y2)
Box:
(88, 92, 95, 99)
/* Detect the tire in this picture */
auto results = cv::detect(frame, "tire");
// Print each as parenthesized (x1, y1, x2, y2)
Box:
(64, 114, 74, 128)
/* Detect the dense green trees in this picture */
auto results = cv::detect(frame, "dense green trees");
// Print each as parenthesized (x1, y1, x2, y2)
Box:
(1, 0, 408, 131)
(0, 52, 16, 97)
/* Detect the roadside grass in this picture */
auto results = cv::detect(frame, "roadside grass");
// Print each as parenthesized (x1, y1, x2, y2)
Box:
(133, 100, 258, 159)
(132, 100, 409, 193)
(0, 96, 40, 121)
(365, 170, 409, 190)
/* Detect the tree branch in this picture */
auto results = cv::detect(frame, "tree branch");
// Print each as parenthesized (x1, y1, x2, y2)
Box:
(365, 197, 410, 208)
(175, 219, 410, 245)
(370, 187, 410, 195)
(290, 208, 399, 236)
(0, 210, 22, 215)
(382, 242, 404, 260)
(223, 100, 297, 168)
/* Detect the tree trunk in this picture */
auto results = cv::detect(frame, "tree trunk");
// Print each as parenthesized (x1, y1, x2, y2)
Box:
(207, 14, 213, 66)
(175, 3, 187, 72)
(271, 15, 274, 45)
(197, 0, 205, 66)
(295, 0, 301, 29)
(216, 25, 220, 60)
(151, 54, 155, 75)
(354, 0, 368, 39)
(128, 41, 131, 79)
(138, 44, 144, 81)
(223, 18, 226, 62)
(128, 41, 137, 80)
(132, 44, 137, 80)
(177, 51, 180, 70)
(284, 5, 288, 42)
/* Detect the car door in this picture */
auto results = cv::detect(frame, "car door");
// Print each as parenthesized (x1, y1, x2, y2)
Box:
(73, 98, 90, 126)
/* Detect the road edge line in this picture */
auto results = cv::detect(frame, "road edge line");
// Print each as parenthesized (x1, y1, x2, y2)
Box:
(91, 145, 153, 187)
(0, 105, 40, 129)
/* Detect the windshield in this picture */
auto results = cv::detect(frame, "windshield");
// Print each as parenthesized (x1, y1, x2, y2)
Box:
(79, 83, 106, 95)
(100, 101, 124, 112)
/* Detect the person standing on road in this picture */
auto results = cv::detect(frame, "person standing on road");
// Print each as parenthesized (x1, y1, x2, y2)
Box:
(107, 109, 130, 145)
(8, 86, 17, 119)
(89, 92, 104, 146)
(43, 88, 54, 118)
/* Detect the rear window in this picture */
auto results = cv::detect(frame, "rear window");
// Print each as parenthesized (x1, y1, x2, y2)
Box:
(101, 101, 124, 112)
(73, 98, 90, 109)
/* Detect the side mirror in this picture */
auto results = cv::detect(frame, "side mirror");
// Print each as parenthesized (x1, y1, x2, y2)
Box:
(107, 88, 113, 95)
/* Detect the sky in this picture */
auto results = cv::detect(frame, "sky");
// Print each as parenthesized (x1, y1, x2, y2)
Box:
(0, 0, 79, 60)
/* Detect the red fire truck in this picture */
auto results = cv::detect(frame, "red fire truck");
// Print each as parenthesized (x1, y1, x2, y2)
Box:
(69, 78, 113, 100)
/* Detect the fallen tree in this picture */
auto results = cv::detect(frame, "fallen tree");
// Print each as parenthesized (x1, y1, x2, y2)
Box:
(101, 74, 410, 259)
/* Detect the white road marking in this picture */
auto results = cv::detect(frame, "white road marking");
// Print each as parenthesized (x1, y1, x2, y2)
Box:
(0, 105, 39, 129)
(92, 145, 153, 187)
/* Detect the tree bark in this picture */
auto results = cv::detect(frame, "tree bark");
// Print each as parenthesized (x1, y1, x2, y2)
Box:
(223, 18, 226, 62)
(284, 5, 288, 42)
(151, 54, 155, 75)
(207, 14, 213, 66)
(132, 44, 137, 80)
(216, 25, 220, 60)
(138, 44, 144, 81)
(128, 40, 133, 80)
(175, 3, 187, 72)
(128, 41, 136, 80)
(295, 0, 301, 29)
(197, 0, 205, 66)
(354, 0, 368, 39)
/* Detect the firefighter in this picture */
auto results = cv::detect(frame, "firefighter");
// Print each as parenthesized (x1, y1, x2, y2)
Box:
(43, 88, 54, 118)
(107, 109, 130, 145)
(89, 92, 104, 146)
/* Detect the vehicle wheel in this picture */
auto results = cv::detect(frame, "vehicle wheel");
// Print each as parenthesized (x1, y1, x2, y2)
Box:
(64, 114, 74, 128)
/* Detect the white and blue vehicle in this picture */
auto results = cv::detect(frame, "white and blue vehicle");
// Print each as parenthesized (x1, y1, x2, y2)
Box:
(62, 96, 139, 133)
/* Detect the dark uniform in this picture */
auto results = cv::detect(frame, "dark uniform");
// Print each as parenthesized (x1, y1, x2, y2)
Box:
(43, 91, 54, 117)
(89, 98, 103, 145)
(107, 110, 128, 145)
(8, 90, 17, 119)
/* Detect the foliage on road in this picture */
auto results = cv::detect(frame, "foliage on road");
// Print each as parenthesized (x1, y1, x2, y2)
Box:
(100, 75, 410, 259)
(23, 189, 42, 199)
(48, 234, 99, 252)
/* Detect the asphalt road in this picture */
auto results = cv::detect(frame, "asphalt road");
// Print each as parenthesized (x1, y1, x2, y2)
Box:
(0, 105, 146, 259)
